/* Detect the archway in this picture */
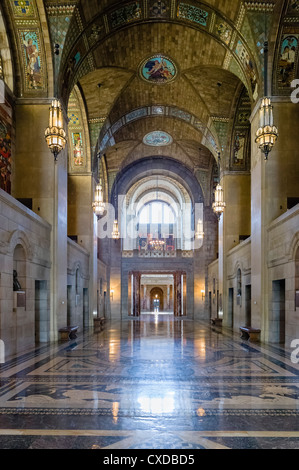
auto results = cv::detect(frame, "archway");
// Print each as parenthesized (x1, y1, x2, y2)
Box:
(150, 287, 164, 312)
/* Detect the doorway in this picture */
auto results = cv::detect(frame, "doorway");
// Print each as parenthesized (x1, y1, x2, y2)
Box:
(150, 287, 164, 312)
(228, 288, 234, 328)
(83, 288, 89, 328)
(245, 285, 251, 327)
(272, 279, 286, 344)
(35, 280, 48, 343)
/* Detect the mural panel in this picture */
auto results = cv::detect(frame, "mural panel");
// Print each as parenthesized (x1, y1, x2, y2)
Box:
(109, 2, 142, 29)
(0, 104, 12, 194)
(140, 55, 177, 84)
(68, 88, 88, 171)
(278, 35, 298, 88)
(143, 131, 173, 146)
(177, 2, 209, 27)
(235, 39, 258, 100)
(72, 132, 84, 167)
(20, 30, 43, 90)
(11, 0, 35, 17)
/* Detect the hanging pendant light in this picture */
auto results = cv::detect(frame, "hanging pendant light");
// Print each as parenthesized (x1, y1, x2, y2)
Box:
(213, 183, 226, 218)
(213, 152, 226, 219)
(45, 99, 67, 161)
(255, 39, 278, 160)
(111, 182, 120, 241)
(92, 179, 105, 219)
(111, 219, 120, 240)
(255, 97, 278, 160)
(195, 219, 204, 240)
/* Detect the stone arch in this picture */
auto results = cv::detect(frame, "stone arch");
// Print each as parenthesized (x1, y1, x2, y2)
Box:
(7, 230, 33, 260)
(289, 231, 299, 262)
(13, 244, 26, 292)
(110, 156, 204, 206)
(150, 287, 164, 312)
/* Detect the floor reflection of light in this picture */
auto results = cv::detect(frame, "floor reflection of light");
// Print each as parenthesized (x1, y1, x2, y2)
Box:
(112, 402, 119, 423)
(197, 407, 206, 417)
(138, 392, 175, 414)
(194, 339, 206, 360)
(109, 340, 120, 362)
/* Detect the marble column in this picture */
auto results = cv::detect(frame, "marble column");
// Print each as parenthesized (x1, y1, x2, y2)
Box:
(174, 271, 183, 317)
(250, 97, 299, 342)
(131, 272, 141, 317)
(218, 173, 251, 328)
(13, 102, 68, 341)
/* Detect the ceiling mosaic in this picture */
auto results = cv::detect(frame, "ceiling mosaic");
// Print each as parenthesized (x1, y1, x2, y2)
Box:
(1, 0, 296, 186)
(57, 0, 263, 104)
(139, 55, 178, 85)
(143, 131, 173, 146)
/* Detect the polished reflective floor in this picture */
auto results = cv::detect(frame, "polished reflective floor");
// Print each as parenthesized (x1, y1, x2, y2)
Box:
(0, 314, 299, 449)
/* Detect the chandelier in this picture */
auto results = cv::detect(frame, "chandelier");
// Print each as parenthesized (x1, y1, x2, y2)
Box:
(255, 97, 278, 160)
(92, 179, 105, 218)
(195, 219, 204, 240)
(149, 239, 165, 250)
(111, 219, 120, 240)
(213, 184, 226, 218)
(213, 153, 226, 218)
(45, 99, 67, 161)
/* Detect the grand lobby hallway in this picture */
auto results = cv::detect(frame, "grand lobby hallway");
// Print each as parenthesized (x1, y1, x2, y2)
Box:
(0, 315, 299, 450)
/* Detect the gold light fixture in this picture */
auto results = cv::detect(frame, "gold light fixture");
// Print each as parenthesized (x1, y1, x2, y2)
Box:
(195, 219, 204, 240)
(213, 184, 226, 218)
(111, 219, 120, 240)
(45, 99, 67, 161)
(213, 153, 226, 219)
(92, 179, 105, 219)
(255, 97, 278, 160)
(149, 239, 165, 250)
(111, 179, 120, 241)
(255, 38, 278, 160)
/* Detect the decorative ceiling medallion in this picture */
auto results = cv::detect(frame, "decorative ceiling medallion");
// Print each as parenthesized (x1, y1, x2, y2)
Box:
(143, 131, 173, 147)
(139, 55, 177, 84)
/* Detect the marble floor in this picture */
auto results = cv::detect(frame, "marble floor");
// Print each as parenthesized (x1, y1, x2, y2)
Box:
(0, 314, 299, 450)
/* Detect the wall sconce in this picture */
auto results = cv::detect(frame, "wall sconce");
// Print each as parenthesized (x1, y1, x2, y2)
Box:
(201, 290, 205, 301)
(110, 289, 114, 301)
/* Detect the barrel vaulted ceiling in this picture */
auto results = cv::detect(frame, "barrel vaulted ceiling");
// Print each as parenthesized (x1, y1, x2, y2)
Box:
(2, 0, 298, 200)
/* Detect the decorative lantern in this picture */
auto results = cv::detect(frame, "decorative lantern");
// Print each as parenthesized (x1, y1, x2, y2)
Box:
(212, 184, 226, 218)
(255, 97, 278, 160)
(195, 219, 204, 240)
(92, 179, 105, 218)
(111, 219, 120, 240)
(45, 99, 67, 161)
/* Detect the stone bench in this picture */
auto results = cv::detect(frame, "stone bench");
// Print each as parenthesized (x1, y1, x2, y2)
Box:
(59, 326, 78, 341)
(211, 318, 222, 327)
(240, 326, 261, 342)
(94, 317, 105, 331)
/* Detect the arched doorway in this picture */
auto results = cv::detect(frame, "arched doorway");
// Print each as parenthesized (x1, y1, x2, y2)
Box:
(150, 287, 164, 312)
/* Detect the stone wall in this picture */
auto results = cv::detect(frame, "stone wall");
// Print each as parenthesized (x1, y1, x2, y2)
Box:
(67, 237, 90, 329)
(0, 189, 51, 358)
(207, 259, 219, 320)
(267, 204, 299, 346)
(209, 203, 299, 346)
(226, 238, 251, 331)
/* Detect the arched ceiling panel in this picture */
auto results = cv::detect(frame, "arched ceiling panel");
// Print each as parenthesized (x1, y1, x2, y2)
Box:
(79, 67, 134, 119)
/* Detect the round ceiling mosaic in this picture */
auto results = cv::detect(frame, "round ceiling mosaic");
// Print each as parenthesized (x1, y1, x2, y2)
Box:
(139, 55, 178, 84)
(143, 131, 173, 147)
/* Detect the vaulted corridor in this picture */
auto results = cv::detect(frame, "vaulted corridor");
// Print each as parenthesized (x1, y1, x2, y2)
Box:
(0, 318, 298, 449)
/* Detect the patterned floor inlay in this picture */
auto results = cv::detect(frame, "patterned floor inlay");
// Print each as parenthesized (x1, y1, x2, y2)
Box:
(0, 316, 298, 449)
